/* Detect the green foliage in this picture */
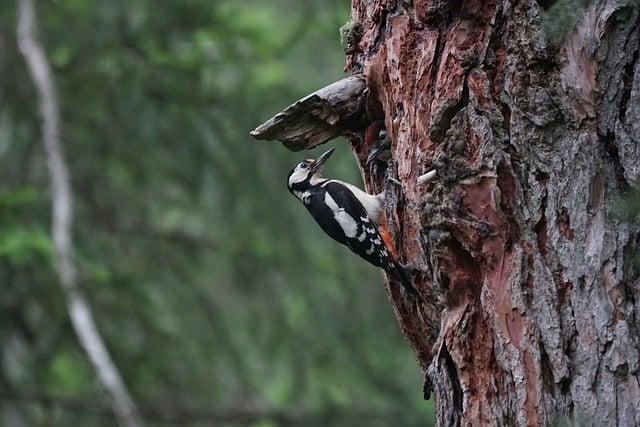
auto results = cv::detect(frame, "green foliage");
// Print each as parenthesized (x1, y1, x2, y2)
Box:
(0, 227, 52, 264)
(540, 0, 640, 41)
(47, 352, 94, 394)
(0, 1, 433, 426)
(540, 0, 591, 41)
(613, 187, 640, 270)
(0, 187, 52, 264)
(615, 188, 640, 223)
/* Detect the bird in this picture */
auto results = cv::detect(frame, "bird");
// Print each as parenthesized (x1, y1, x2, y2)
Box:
(287, 147, 419, 297)
(366, 126, 392, 165)
(365, 123, 437, 186)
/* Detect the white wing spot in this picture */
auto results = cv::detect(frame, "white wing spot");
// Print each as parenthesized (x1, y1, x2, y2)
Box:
(301, 191, 312, 205)
(324, 192, 358, 238)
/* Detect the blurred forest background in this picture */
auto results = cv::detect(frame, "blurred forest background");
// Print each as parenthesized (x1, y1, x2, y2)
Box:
(0, 0, 432, 425)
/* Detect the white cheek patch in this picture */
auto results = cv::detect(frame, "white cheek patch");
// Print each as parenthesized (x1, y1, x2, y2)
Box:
(288, 169, 306, 188)
(324, 192, 358, 238)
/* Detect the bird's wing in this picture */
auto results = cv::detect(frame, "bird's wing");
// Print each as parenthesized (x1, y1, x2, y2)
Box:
(322, 181, 392, 269)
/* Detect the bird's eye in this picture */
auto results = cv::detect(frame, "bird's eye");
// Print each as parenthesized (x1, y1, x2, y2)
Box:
(299, 162, 308, 169)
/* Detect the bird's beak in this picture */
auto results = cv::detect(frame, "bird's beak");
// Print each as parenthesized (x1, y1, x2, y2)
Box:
(310, 147, 335, 173)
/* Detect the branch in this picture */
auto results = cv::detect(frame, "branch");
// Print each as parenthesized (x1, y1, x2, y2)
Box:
(0, 389, 396, 425)
(251, 75, 368, 151)
(16, 1, 142, 426)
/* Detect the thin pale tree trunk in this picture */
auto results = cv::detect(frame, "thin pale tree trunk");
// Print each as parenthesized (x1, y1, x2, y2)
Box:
(16, 1, 142, 425)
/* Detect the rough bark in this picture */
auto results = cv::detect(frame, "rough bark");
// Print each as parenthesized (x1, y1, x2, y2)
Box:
(344, 0, 640, 425)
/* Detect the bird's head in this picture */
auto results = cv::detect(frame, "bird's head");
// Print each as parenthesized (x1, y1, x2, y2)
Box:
(366, 127, 391, 165)
(287, 147, 335, 196)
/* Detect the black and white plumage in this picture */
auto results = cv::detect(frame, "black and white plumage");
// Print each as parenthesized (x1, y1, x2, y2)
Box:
(366, 126, 392, 165)
(287, 147, 419, 297)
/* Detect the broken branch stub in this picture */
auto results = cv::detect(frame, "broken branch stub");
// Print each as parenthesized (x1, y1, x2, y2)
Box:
(251, 74, 367, 151)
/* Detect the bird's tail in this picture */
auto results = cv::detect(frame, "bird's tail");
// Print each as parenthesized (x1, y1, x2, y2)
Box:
(376, 220, 420, 299)
(389, 261, 421, 299)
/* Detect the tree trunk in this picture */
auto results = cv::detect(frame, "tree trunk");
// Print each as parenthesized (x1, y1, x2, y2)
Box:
(346, 0, 640, 425)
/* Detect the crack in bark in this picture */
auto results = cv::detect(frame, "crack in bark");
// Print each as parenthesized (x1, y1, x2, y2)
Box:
(427, 343, 463, 426)
(603, 132, 630, 190)
(619, 39, 639, 123)
(371, 5, 389, 54)
(535, 197, 548, 259)
(429, 77, 470, 142)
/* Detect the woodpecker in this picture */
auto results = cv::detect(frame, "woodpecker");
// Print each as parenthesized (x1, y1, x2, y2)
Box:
(287, 147, 419, 297)
(366, 126, 392, 165)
